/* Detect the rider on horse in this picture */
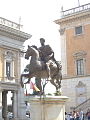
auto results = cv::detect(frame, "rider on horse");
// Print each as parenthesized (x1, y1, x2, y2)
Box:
(39, 38, 60, 80)
(20, 38, 62, 92)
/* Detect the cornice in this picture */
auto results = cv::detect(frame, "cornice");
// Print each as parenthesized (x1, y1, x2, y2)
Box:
(0, 81, 19, 91)
(62, 74, 90, 80)
(55, 10, 90, 26)
(73, 51, 87, 59)
(0, 38, 24, 50)
(0, 24, 32, 42)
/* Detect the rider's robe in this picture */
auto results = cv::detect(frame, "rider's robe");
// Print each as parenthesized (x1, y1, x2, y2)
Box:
(39, 45, 54, 62)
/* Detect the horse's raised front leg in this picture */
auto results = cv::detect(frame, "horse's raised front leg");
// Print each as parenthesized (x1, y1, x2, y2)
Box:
(20, 73, 30, 88)
(20, 74, 24, 88)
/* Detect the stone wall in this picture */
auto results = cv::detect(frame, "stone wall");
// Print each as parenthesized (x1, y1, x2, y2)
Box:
(62, 76, 90, 112)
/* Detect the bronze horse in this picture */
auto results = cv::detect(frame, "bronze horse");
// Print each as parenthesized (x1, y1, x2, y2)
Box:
(20, 45, 62, 92)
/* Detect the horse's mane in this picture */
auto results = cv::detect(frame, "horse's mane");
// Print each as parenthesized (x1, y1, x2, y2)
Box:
(31, 45, 38, 50)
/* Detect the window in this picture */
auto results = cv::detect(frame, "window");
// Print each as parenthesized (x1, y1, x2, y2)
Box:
(6, 62, 11, 77)
(75, 26, 82, 35)
(4, 51, 15, 80)
(76, 59, 84, 75)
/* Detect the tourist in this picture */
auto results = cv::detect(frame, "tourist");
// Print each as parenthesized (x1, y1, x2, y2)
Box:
(79, 108, 84, 120)
(69, 111, 76, 120)
(65, 112, 67, 120)
(26, 102, 31, 118)
(86, 108, 90, 120)
(66, 113, 71, 120)
(75, 111, 80, 120)
(69, 112, 74, 120)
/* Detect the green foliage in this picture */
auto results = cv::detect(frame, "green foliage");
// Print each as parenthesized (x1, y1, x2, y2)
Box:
(46, 93, 52, 96)
(54, 91, 61, 96)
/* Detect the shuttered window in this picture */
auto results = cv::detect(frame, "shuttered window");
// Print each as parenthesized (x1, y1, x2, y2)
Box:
(76, 59, 84, 75)
(6, 62, 11, 77)
(75, 26, 82, 35)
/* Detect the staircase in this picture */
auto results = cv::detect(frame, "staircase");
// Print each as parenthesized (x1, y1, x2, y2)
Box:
(75, 98, 90, 113)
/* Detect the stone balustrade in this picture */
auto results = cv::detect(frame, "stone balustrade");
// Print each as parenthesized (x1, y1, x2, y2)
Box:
(0, 17, 22, 30)
(61, 3, 90, 17)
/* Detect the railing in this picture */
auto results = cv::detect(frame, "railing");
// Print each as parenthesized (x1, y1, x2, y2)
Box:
(61, 3, 90, 17)
(75, 98, 90, 112)
(0, 17, 22, 30)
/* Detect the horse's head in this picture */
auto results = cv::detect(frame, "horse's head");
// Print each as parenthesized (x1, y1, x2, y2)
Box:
(25, 45, 32, 59)
(25, 45, 39, 60)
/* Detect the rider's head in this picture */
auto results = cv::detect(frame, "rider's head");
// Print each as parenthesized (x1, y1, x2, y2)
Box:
(40, 38, 45, 46)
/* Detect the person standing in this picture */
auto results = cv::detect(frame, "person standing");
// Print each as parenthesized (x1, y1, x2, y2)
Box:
(86, 109, 90, 120)
(79, 109, 84, 120)
(76, 111, 80, 120)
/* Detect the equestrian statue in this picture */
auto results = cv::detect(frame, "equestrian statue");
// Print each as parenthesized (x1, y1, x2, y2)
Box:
(20, 38, 62, 93)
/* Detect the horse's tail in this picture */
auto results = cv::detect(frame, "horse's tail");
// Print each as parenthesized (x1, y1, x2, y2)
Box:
(20, 73, 31, 88)
(20, 74, 24, 88)
(52, 60, 62, 79)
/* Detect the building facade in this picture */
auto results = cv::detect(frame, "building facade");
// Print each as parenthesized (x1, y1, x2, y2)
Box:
(55, 3, 90, 112)
(0, 17, 31, 120)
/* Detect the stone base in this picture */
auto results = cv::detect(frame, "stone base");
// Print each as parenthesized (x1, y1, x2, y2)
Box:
(16, 118, 30, 120)
(28, 95, 68, 120)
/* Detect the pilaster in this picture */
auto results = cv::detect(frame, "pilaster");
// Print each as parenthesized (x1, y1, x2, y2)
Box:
(0, 90, 3, 120)
(12, 91, 18, 119)
(18, 88, 28, 120)
(2, 91, 8, 120)
(59, 28, 67, 76)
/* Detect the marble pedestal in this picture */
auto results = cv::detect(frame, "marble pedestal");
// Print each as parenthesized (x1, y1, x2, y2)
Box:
(17, 88, 28, 120)
(28, 96, 68, 120)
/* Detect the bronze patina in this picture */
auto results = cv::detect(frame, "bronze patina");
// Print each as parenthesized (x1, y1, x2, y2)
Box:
(20, 38, 62, 93)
